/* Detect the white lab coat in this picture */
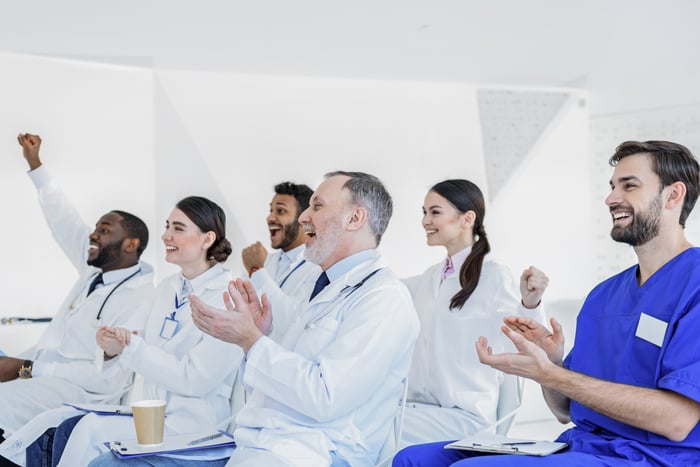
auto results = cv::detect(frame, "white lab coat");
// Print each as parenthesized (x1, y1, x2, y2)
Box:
(233, 251, 420, 467)
(0, 167, 154, 436)
(249, 248, 320, 342)
(400, 258, 546, 445)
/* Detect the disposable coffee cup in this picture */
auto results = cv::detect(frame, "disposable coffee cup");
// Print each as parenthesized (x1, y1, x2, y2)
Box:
(131, 399, 166, 446)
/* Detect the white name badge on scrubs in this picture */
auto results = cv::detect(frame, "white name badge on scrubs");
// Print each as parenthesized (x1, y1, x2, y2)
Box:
(635, 312, 668, 347)
(160, 316, 178, 339)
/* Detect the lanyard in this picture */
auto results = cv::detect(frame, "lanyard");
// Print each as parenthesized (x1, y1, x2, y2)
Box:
(278, 259, 306, 288)
(170, 289, 191, 322)
(174, 293, 189, 310)
(304, 268, 382, 329)
(94, 269, 141, 321)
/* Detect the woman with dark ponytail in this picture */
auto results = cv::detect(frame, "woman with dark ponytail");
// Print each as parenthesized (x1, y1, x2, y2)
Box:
(401, 179, 548, 445)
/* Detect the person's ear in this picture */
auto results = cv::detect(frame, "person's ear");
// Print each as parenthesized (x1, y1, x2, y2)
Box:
(202, 231, 216, 250)
(665, 181, 687, 210)
(346, 206, 368, 232)
(122, 237, 140, 255)
(462, 210, 476, 229)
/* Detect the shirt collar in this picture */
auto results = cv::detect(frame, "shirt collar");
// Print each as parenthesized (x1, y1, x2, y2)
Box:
(447, 245, 473, 276)
(280, 243, 306, 263)
(179, 263, 224, 294)
(101, 263, 141, 286)
(325, 249, 376, 284)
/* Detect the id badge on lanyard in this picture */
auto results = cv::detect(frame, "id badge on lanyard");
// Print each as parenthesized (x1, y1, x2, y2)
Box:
(160, 294, 187, 339)
(160, 313, 178, 339)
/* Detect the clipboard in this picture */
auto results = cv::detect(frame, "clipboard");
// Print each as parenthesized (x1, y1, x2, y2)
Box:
(63, 402, 132, 416)
(105, 430, 235, 459)
(444, 433, 567, 456)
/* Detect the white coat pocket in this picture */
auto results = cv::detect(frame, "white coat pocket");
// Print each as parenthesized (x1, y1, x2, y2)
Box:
(296, 317, 340, 358)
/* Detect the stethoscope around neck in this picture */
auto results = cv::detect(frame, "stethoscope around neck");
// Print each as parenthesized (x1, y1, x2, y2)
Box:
(90, 269, 141, 326)
(304, 268, 382, 330)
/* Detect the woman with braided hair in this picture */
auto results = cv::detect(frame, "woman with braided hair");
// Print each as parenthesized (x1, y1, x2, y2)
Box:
(401, 179, 548, 446)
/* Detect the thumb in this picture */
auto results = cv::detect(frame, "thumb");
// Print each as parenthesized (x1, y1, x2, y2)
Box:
(520, 268, 530, 282)
(223, 291, 236, 312)
(551, 318, 564, 340)
(261, 293, 271, 313)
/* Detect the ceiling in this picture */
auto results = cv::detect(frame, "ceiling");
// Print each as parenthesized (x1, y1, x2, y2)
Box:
(1, 0, 699, 112)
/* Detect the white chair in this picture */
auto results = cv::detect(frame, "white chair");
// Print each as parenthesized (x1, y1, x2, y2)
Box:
(494, 373, 524, 435)
(210, 368, 247, 434)
(123, 372, 143, 404)
(375, 378, 408, 467)
(225, 370, 247, 432)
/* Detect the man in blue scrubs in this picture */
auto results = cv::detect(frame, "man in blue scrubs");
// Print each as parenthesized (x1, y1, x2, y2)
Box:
(393, 140, 700, 467)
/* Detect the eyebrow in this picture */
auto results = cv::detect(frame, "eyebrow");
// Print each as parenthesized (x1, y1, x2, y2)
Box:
(609, 175, 642, 187)
(170, 220, 188, 227)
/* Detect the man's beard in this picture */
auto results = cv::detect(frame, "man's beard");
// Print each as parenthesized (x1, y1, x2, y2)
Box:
(87, 241, 122, 268)
(610, 194, 662, 246)
(304, 218, 343, 266)
(275, 221, 301, 251)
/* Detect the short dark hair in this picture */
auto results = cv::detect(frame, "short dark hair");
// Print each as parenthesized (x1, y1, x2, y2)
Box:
(325, 171, 393, 244)
(175, 196, 232, 263)
(111, 210, 149, 258)
(274, 182, 313, 217)
(610, 140, 700, 227)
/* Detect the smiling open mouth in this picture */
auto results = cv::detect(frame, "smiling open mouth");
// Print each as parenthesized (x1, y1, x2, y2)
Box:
(303, 225, 316, 238)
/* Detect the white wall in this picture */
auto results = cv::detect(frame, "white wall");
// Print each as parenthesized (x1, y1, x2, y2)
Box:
(488, 93, 594, 300)
(151, 70, 487, 279)
(0, 53, 155, 315)
(0, 53, 156, 353)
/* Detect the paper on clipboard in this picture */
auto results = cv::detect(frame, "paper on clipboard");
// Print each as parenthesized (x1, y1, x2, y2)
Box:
(444, 433, 567, 456)
(105, 430, 235, 459)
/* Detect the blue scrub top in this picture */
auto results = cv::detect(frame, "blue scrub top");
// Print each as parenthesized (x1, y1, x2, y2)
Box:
(563, 247, 700, 463)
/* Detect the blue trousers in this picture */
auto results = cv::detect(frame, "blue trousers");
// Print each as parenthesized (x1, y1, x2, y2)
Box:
(25, 415, 84, 467)
(88, 452, 227, 466)
(392, 428, 676, 467)
(391, 441, 623, 466)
